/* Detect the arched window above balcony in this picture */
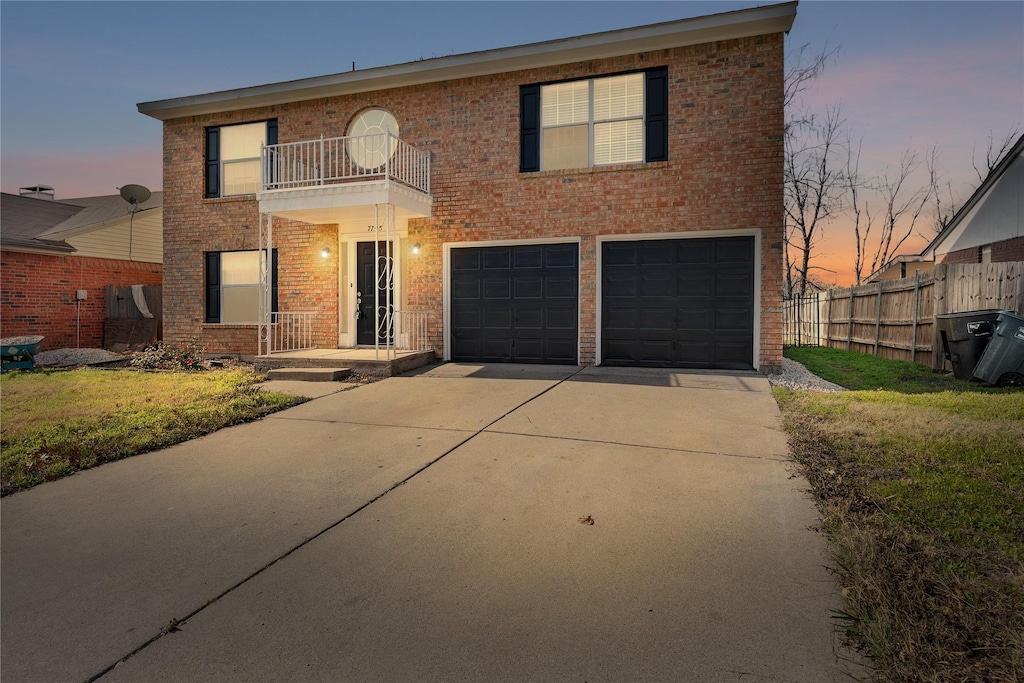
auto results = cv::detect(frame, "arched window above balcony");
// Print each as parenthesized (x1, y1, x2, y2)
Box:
(347, 108, 399, 171)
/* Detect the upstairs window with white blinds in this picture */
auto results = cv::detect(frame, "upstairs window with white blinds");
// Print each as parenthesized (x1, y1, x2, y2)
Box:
(540, 73, 645, 170)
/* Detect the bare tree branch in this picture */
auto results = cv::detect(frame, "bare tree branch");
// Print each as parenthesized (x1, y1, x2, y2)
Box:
(844, 137, 876, 285)
(784, 104, 847, 295)
(972, 126, 1022, 183)
(784, 41, 840, 133)
(926, 146, 957, 236)
(869, 149, 933, 275)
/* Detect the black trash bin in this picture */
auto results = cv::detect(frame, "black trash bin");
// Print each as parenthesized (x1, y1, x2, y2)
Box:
(972, 311, 1024, 387)
(935, 309, 1004, 381)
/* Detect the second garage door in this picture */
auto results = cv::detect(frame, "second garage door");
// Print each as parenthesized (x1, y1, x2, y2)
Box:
(451, 243, 578, 364)
(601, 236, 755, 370)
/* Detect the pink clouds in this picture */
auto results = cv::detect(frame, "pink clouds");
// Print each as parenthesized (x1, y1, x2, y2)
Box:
(0, 146, 161, 200)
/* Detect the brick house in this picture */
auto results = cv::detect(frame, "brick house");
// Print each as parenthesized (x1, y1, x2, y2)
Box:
(920, 133, 1024, 266)
(138, 2, 795, 371)
(1, 189, 162, 350)
(868, 133, 1024, 282)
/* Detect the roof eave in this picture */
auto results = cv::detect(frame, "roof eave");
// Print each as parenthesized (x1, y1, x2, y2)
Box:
(920, 133, 1024, 257)
(43, 206, 163, 240)
(1, 239, 77, 255)
(138, 2, 797, 121)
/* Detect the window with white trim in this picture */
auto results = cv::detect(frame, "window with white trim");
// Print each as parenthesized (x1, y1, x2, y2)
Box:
(541, 74, 644, 170)
(205, 249, 278, 323)
(520, 68, 667, 173)
(205, 120, 277, 198)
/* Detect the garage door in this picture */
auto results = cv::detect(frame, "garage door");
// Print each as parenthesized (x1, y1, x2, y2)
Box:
(601, 236, 754, 370)
(451, 243, 578, 363)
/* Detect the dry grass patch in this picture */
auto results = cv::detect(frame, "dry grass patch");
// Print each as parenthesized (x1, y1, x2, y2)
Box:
(776, 348, 1023, 682)
(1, 368, 303, 495)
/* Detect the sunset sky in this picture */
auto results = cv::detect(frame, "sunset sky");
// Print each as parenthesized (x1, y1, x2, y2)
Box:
(2, 1, 1021, 285)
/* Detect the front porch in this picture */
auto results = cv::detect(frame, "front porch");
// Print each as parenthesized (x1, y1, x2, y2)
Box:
(254, 128, 434, 362)
(255, 347, 436, 378)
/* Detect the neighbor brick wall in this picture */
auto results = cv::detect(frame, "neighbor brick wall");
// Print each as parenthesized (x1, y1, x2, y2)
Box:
(991, 236, 1024, 262)
(940, 236, 1024, 265)
(161, 33, 785, 368)
(0, 251, 162, 351)
(941, 246, 982, 264)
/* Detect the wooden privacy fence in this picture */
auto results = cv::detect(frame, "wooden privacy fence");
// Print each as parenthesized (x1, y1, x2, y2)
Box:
(783, 262, 1023, 370)
(104, 285, 163, 350)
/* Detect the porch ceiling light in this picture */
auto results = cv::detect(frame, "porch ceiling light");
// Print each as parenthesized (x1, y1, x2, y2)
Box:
(321, 247, 331, 258)
(411, 243, 421, 255)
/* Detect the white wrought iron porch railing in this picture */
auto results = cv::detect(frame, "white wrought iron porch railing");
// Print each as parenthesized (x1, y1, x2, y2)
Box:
(267, 311, 316, 353)
(261, 133, 430, 194)
(395, 310, 431, 351)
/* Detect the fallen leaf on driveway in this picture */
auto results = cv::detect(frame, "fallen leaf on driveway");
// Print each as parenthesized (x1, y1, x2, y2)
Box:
(579, 515, 595, 525)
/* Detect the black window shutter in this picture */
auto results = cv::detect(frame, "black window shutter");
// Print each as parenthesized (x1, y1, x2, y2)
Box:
(270, 249, 279, 313)
(266, 119, 278, 146)
(205, 252, 221, 323)
(205, 127, 220, 198)
(520, 85, 541, 172)
(645, 68, 669, 162)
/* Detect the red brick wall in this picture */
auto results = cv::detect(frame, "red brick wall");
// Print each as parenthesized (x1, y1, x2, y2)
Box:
(940, 246, 982, 264)
(1, 251, 162, 351)
(162, 34, 786, 368)
(940, 236, 1024, 265)
(990, 236, 1024, 262)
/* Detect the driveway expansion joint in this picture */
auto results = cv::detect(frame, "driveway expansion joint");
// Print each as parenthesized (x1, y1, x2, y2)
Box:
(482, 428, 789, 461)
(86, 366, 587, 682)
(265, 415, 479, 434)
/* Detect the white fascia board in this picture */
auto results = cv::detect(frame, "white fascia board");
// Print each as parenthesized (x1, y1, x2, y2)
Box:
(138, 2, 796, 121)
(1, 243, 77, 256)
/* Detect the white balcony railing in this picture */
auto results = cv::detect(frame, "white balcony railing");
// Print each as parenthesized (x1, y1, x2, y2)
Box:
(262, 133, 430, 195)
(396, 310, 431, 351)
(268, 311, 316, 353)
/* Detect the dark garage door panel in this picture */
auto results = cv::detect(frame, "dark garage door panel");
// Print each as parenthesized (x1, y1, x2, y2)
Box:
(602, 236, 755, 370)
(451, 243, 578, 364)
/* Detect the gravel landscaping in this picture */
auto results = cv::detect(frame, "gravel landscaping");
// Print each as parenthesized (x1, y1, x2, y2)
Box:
(33, 348, 128, 367)
(766, 358, 847, 392)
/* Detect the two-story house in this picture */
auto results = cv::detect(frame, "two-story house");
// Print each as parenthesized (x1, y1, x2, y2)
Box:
(138, 2, 795, 372)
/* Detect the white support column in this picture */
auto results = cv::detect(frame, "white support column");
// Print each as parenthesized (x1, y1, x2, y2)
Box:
(258, 212, 273, 355)
(373, 205, 380, 360)
(371, 203, 397, 361)
(384, 202, 394, 360)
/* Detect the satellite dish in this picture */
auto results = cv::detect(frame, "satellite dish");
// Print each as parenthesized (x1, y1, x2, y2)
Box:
(119, 184, 151, 209)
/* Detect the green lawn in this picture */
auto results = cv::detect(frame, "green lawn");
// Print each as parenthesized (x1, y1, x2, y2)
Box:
(1, 368, 304, 495)
(776, 347, 1024, 681)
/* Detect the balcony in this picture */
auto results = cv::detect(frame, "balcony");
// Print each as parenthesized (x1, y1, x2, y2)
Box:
(257, 133, 432, 230)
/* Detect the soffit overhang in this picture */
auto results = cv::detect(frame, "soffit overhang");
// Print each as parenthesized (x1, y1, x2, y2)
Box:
(138, 2, 797, 121)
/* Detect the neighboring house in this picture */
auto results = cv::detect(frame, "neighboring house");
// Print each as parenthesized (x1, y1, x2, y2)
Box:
(865, 255, 937, 283)
(138, 2, 796, 371)
(920, 134, 1024, 266)
(0, 188, 163, 350)
(865, 135, 1023, 283)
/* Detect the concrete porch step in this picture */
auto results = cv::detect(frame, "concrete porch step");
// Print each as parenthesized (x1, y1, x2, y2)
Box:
(266, 367, 351, 382)
(255, 350, 436, 378)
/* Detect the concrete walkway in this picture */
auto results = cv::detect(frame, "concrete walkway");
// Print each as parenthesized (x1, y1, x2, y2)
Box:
(1, 365, 861, 682)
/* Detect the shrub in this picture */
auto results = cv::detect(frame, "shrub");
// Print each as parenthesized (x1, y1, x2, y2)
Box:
(130, 339, 207, 371)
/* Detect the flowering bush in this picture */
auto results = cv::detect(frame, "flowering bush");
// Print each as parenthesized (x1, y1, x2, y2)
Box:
(130, 339, 207, 371)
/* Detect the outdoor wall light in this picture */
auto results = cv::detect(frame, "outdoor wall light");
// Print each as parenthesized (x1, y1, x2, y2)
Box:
(320, 247, 331, 259)
(411, 243, 421, 255)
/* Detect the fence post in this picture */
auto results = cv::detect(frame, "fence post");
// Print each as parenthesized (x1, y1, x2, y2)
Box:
(847, 288, 855, 351)
(873, 280, 884, 356)
(796, 294, 803, 346)
(910, 270, 921, 365)
(932, 263, 947, 370)
(825, 289, 833, 347)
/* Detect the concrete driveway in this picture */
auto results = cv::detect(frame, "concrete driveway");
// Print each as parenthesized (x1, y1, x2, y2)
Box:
(1, 365, 860, 682)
